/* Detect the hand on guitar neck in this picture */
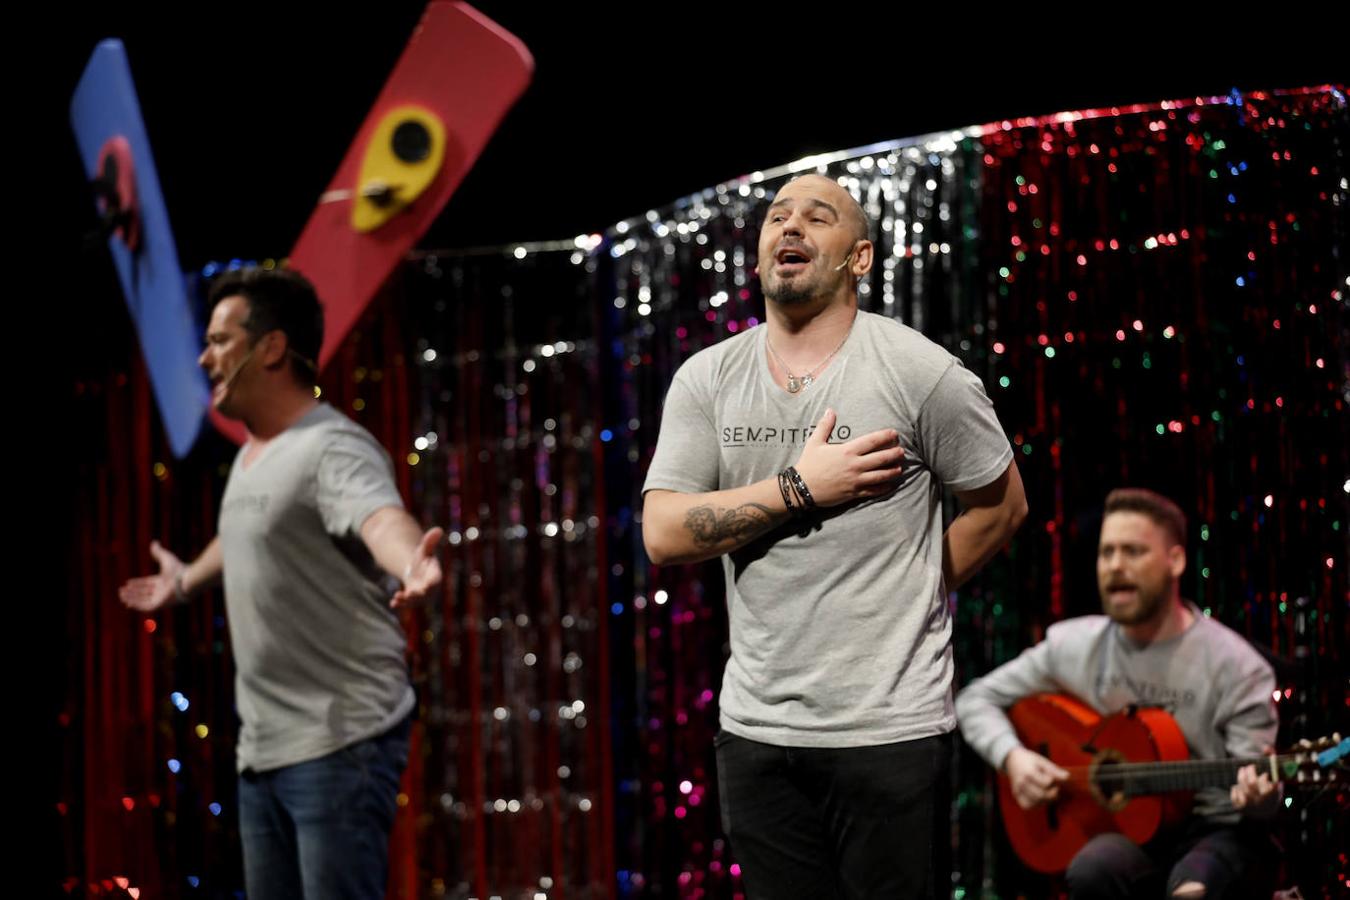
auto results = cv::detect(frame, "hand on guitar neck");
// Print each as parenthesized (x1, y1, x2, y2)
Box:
(1231, 745, 1279, 816)
(1004, 745, 1070, 810)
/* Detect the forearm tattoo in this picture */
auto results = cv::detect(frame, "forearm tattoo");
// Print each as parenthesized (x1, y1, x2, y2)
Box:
(683, 502, 777, 549)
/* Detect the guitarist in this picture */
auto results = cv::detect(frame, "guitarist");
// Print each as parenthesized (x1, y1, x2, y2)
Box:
(955, 488, 1279, 898)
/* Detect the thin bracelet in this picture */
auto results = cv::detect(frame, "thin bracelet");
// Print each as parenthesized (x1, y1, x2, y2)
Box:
(778, 470, 800, 516)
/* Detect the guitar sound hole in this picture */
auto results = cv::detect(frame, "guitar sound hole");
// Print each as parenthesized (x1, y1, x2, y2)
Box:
(1091, 753, 1129, 811)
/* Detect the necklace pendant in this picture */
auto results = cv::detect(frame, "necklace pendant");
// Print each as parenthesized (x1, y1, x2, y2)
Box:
(799, 373, 815, 389)
(786, 376, 802, 393)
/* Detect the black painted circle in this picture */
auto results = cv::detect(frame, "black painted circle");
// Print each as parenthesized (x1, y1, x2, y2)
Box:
(391, 120, 432, 163)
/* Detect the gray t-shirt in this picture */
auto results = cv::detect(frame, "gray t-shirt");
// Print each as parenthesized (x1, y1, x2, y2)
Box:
(644, 311, 1014, 747)
(954, 606, 1278, 821)
(218, 402, 415, 772)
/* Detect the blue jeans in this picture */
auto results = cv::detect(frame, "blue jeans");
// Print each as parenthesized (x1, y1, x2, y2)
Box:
(238, 715, 411, 900)
(715, 730, 953, 900)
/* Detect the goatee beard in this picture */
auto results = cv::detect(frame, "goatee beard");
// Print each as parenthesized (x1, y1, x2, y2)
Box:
(765, 280, 817, 306)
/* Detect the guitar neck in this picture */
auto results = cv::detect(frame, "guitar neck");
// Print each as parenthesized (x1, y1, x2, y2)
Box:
(1106, 754, 1286, 796)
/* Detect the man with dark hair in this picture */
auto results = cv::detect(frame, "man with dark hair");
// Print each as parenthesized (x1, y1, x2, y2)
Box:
(1104, 486, 1188, 551)
(206, 266, 324, 386)
(643, 173, 1028, 898)
(120, 266, 443, 900)
(956, 488, 1278, 899)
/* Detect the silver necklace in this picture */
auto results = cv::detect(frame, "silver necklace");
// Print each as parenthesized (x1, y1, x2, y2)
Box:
(764, 315, 856, 393)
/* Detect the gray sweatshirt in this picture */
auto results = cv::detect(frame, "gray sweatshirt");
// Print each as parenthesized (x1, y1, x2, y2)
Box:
(955, 605, 1277, 821)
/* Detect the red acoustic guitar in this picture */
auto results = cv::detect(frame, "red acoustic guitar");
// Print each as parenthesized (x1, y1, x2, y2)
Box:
(998, 693, 1347, 874)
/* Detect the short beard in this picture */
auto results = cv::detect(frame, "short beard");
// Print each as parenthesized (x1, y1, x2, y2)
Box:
(1100, 582, 1171, 626)
(763, 265, 829, 306)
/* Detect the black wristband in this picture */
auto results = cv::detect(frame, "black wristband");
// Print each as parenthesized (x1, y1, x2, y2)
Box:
(785, 466, 816, 509)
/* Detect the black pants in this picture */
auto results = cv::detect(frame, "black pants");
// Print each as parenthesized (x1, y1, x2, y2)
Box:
(1065, 818, 1271, 900)
(716, 730, 952, 900)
